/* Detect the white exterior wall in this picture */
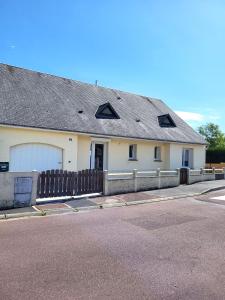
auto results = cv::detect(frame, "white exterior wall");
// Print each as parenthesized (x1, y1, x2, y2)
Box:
(0, 127, 78, 171)
(77, 135, 91, 170)
(77, 137, 169, 171)
(0, 126, 206, 172)
(108, 139, 167, 171)
(169, 143, 206, 169)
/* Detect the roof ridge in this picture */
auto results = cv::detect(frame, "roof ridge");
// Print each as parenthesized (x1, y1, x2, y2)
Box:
(0, 62, 161, 102)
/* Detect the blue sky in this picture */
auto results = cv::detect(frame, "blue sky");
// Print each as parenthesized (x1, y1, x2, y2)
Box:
(0, 0, 224, 131)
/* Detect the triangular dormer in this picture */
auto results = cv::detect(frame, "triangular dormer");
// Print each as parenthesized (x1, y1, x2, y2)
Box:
(158, 114, 176, 128)
(95, 102, 120, 119)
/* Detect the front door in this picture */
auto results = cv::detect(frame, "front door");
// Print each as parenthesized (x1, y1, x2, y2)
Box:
(94, 144, 104, 170)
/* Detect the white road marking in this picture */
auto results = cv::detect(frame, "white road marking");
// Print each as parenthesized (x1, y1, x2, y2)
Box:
(32, 205, 42, 212)
(64, 203, 73, 209)
(211, 195, 225, 201)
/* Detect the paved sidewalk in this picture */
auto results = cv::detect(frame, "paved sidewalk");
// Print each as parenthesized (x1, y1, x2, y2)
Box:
(144, 179, 225, 197)
(0, 206, 37, 216)
(84, 179, 225, 208)
(1, 180, 225, 220)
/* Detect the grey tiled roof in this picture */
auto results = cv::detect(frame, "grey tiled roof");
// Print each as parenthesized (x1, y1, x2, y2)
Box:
(0, 63, 206, 144)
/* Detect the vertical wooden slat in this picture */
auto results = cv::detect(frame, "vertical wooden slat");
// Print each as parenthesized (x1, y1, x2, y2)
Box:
(45, 170, 50, 197)
(89, 169, 93, 193)
(71, 172, 75, 196)
(96, 170, 99, 192)
(88, 169, 91, 193)
(81, 170, 84, 194)
(97, 170, 100, 192)
(58, 169, 63, 196)
(55, 169, 59, 196)
(95, 170, 98, 192)
(40, 171, 45, 198)
(83, 169, 86, 194)
(62, 170, 67, 196)
(67, 171, 71, 196)
(84, 170, 86, 193)
(99, 170, 103, 192)
(37, 174, 41, 197)
(66, 171, 70, 195)
(71, 171, 75, 196)
(92, 169, 95, 193)
(84, 169, 88, 194)
(77, 171, 81, 195)
(49, 169, 54, 197)
(72, 172, 76, 195)
(95, 169, 98, 192)
(82, 170, 85, 194)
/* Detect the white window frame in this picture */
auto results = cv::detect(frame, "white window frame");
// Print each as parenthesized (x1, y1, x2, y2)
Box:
(182, 148, 193, 168)
(129, 144, 137, 160)
(90, 140, 109, 170)
(154, 146, 161, 161)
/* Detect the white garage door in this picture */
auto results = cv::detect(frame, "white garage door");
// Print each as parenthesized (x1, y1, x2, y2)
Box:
(10, 144, 63, 172)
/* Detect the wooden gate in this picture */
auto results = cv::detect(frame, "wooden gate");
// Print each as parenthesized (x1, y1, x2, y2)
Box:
(37, 169, 103, 198)
(180, 168, 188, 184)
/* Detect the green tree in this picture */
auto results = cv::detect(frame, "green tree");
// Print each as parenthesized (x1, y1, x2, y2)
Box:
(198, 123, 225, 150)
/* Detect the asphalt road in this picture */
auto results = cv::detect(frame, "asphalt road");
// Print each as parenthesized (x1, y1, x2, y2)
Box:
(1, 194, 225, 300)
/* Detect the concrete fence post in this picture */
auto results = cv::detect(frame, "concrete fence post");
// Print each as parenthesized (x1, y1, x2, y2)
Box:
(200, 167, 204, 182)
(157, 168, 161, 189)
(31, 171, 39, 205)
(176, 168, 180, 185)
(103, 170, 109, 196)
(212, 167, 216, 180)
(186, 168, 190, 185)
(133, 169, 138, 192)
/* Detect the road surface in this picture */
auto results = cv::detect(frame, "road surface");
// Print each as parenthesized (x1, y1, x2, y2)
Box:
(1, 193, 225, 299)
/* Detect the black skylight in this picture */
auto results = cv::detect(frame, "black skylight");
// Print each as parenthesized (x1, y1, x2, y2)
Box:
(158, 114, 176, 128)
(95, 102, 120, 119)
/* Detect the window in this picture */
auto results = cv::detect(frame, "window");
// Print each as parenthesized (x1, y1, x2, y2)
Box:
(182, 148, 193, 168)
(95, 103, 120, 119)
(158, 114, 176, 128)
(154, 146, 161, 161)
(129, 144, 137, 160)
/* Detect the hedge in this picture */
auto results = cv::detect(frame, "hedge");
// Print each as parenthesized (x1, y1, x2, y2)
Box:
(206, 149, 225, 163)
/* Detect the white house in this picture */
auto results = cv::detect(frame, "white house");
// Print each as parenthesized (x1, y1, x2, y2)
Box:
(0, 63, 206, 173)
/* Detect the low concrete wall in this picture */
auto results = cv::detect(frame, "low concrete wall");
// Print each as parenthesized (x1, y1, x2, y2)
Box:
(188, 168, 219, 185)
(107, 178, 135, 195)
(103, 169, 180, 196)
(160, 174, 180, 188)
(0, 172, 39, 209)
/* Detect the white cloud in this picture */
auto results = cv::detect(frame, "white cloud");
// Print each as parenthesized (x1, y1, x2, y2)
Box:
(175, 110, 221, 129)
(9, 45, 16, 49)
(175, 111, 204, 122)
(209, 115, 220, 121)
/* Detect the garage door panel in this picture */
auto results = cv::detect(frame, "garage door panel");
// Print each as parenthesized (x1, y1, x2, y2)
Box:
(10, 144, 63, 172)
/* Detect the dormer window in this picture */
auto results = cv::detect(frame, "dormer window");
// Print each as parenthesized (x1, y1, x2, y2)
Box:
(95, 102, 120, 119)
(158, 114, 176, 128)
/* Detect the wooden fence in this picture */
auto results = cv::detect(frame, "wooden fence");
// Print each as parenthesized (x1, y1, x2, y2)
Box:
(37, 169, 103, 198)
